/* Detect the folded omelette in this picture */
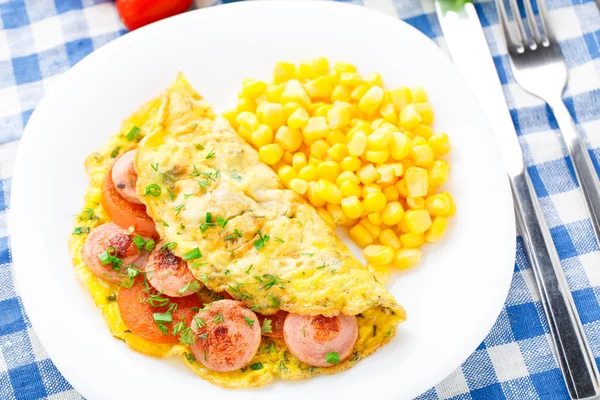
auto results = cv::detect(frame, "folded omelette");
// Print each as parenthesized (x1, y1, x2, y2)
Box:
(70, 74, 405, 388)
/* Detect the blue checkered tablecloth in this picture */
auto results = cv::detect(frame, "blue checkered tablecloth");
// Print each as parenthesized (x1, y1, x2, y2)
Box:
(1, 0, 600, 398)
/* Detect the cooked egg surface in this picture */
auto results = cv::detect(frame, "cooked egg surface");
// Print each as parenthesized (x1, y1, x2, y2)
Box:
(69, 74, 405, 388)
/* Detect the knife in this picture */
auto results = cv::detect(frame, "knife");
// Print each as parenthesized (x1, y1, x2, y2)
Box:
(434, 1, 600, 398)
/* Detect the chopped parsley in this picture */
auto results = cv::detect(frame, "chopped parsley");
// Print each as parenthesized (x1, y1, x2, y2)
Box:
(205, 149, 216, 159)
(183, 248, 202, 261)
(263, 340, 277, 353)
(193, 316, 207, 328)
(234, 228, 243, 238)
(179, 327, 196, 345)
(125, 126, 140, 141)
(268, 293, 280, 308)
(261, 319, 272, 334)
(145, 238, 156, 251)
(326, 352, 340, 365)
(213, 313, 224, 323)
(144, 184, 161, 197)
(254, 230, 270, 250)
(244, 316, 255, 328)
(198, 332, 209, 340)
(178, 280, 201, 295)
(249, 362, 263, 371)
(98, 247, 122, 271)
(133, 235, 147, 250)
(205, 212, 212, 223)
(72, 227, 90, 235)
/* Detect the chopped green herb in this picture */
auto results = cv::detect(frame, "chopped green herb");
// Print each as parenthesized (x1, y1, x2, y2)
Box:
(179, 327, 196, 345)
(107, 293, 117, 301)
(183, 193, 194, 199)
(133, 235, 147, 250)
(301, 252, 315, 257)
(264, 340, 277, 353)
(183, 247, 201, 261)
(205, 149, 216, 159)
(256, 274, 285, 290)
(145, 238, 156, 251)
(125, 126, 141, 141)
(244, 316, 255, 328)
(224, 234, 236, 241)
(151, 163, 159, 171)
(302, 326, 307, 337)
(174, 204, 185, 215)
(185, 353, 196, 362)
(234, 228, 243, 238)
(146, 294, 170, 308)
(216, 216, 228, 228)
(268, 294, 280, 308)
(172, 321, 185, 336)
(198, 333, 209, 341)
(261, 319, 272, 334)
(274, 237, 284, 243)
(224, 269, 231, 276)
(373, 325, 377, 337)
(157, 324, 168, 336)
(205, 212, 212, 223)
(72, 227, 90, 235)
(199, 222, 214, 234)
(125, 225, 135, 235)
(161, 242, 177, 252)
(245, 265, 253, 275)
(250, 305, 261, 311)
(326, 352, 340, 365)
(98, 247, 122, 271)
(249, 362, 263, 371)
(144, 184, 161, 197)
(193, 316, 206, 328)
(195, 144, 204, 150)
(213, 313, 224, 323)
(191, 123, 198, 129)
(111, 146, 121, 158)
(254, 230, 270, 250)
(153, 311, 172, 324)
(190, 164, 202, 177)
(179, 280, 201, 295)
(160, 220, 169, 227)
(167, 188, 175, 201)
(317, 263, 327, 269)
(78, 208, 96, 221)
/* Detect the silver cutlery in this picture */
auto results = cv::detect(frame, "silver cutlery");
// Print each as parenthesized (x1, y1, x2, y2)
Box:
(496, 0, 600, 243)
(435, 1, 600, 398)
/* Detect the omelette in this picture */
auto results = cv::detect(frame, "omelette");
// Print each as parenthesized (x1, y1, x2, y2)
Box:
(68, 74, 405, 388)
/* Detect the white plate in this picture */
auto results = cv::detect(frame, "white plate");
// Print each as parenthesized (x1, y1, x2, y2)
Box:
(10, 2, 515, 399)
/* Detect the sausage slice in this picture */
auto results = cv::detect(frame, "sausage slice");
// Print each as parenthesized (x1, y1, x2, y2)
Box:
(144, 243, 199, 297)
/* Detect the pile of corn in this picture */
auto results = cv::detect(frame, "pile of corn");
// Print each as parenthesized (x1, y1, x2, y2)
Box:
(224, 58, 455, 285)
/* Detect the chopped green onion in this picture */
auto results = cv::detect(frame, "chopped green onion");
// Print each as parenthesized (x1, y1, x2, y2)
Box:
(125, 126, 140, 141)
(179, 280, 201, 295)
(216, 216, 228, 228)
(244, 316, 255, 328)
(194, 316, 206, 328)
(174, 204, 185, 215)
(145, 238, 156, 251)
(183, 248, 201, 261)
(249, 362, 263, 371)
(326, 352, 340, 365)
(145, 184, 161, 197)
(153, 312, 172, 324)
(205, 149, 216, 159)
(205, 212, 212, 223)
(179, 327, 196, 345)
(151, 163, 159, 171)
(133, 235, 146, 250)
(161, 242, 177, 252)
(254, 230, 270, 250)
(213, 313, 224, 323)
(167, 188, 175, 201)
(72, 227, 90, 235)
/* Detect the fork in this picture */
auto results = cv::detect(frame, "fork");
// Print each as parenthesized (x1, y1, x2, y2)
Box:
(495, 0, 600, 398)
(496, 0, 600, 242)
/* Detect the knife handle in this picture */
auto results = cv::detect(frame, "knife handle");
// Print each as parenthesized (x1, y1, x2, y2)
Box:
(511, 171, 600, 399)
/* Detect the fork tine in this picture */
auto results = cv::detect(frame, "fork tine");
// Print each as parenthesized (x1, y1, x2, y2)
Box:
(508, 0, 529, 47)
(537, 0, 553, 44)
(495, 0, 523, 53)
(523, 0, 542, 46)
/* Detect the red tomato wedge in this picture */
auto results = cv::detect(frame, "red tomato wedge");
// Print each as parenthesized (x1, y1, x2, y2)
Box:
(102, 164, 157, 237)
(118, 277, 200, 344)
(116, 0, 193, 31)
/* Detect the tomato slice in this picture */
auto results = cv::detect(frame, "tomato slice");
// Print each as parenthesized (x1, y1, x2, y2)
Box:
(102, 165, 157, 237)
(118, 277, 200, 344)
(116, 0, 193, 31)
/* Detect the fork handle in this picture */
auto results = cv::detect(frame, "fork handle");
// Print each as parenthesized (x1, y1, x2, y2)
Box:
(512, 171, 600, 399)
(549, 98, 600, 242)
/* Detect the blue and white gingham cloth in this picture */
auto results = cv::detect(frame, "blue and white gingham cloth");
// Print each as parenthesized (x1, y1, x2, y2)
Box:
(1, 0, 600, 398)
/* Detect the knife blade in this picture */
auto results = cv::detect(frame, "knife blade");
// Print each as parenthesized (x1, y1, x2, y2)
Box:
(434, 2, 600, 398)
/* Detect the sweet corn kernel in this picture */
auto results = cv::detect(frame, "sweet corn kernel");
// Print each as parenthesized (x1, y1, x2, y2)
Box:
(236, 97, 256, 114)
(349, 224, 374, 248)
(310, 139, 329, 159)
(340, 72, 363, 87)
(315, 180, 342, 204)
(297, 165, 318, 181)
(341, 196, 364, 219)
(307, 181, 326, 207)
(429, 160, 449, 186)
(381, 201, 404, 225)
(327, 143, 347, 161)
(379, 103, 398, 124)
(327, 203, 350, 226)
(367, 212, 383, 225)
(223, 109, 238, 129)
(391, 132, 412, 160)
(368, 264, 390, 285)
(283, 151, 294, 165)
(392, 248, 422, 270)
(314, 57, 329, 75)
(414, 124, 433, 140)
(412, 136, 427, 146)
(379, 229, 401, 249)
(273, 61, 297, 84)
(327, 105, 351, 130)
(397, 217, 410, 234)
(303, 116, 329, 141)
(399, 104, 422, 129)
(298, 58, 317, 81)
(426, 194, 451, 216)
(242, 79, 267, 99)
(365, 149, 389, 164)
(266, 83, 285, 103)
(283, 102, 301, 119)
(371, 118, 385, 130)
(351, 85, 369, 102)
(257, 102, 285, 130)
(410, 143, 435, 167)
(412, 86, 428, 103)
(285, 79, 302, 90)
(358, 86, 384, 116)
(364, 72, 383, 87)
(340, 180, 361, 198)
(316, 207, 336, 230)
(400, 232, 425, 248)
(317, 161, 340, 182)
(443, 192, 456, 216)
(341, 156, 361, 172)
(367, 127, 392, 150)
(308, 156, 322, 167)
(275, 126, 302, 152)
(289, 178, 309, 195)
(429, 133, 451, 156)
(326, 130, 348, 146)
(236, 111, 259, 131)
(292, 152, 308, 171)
(330, 84, 351, 103)
(348, 130, 367, 157)
(251, 125, 274, 147)
(389, 163, 404, 177)
(404, 209, 432, 234)
(258, 144, 283, 165)
(362, 183, 381, 197)
(383, 185, 400, 201)
(363, 191, 387, 212)
(278, 165, 296, 185)
(314, 104, 332, 118)
(395, 179, 409, 198)
(357, 163, 380, 184)
(376, 164, 396, 185)
(336, 171, 359, 186)
(364, 245, 395, 265)
(405, 167, 429, 197)
(402, 158, 415, 171)
(287, 108, 310, 130)
(407, 196, 425, 209)
(388, 86, 413, 111)
(305, 75, 333, 99)
(360, 218, 382, 239)
(426, 216, 447, 243)
(237, 126, 251, 141)
(281, 87, 311, 107)
(334, 61, 357, 74)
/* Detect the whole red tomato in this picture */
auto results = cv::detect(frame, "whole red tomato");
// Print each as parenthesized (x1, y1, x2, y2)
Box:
(116, 0, 193, 31)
